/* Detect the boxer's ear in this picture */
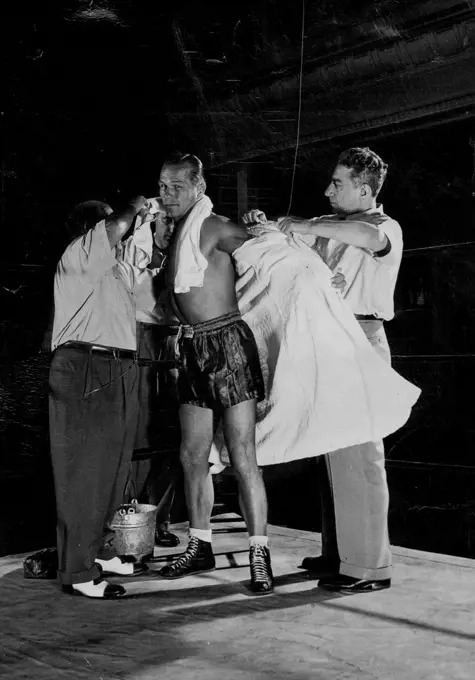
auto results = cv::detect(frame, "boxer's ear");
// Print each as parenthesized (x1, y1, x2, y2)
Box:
(197, 178, 206, 197)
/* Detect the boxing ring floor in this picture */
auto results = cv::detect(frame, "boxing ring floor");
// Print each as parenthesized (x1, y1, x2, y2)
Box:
(1, 514, 474, 680)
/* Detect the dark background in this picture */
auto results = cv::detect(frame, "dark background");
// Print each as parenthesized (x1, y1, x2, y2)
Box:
(1, 0, 475, 558)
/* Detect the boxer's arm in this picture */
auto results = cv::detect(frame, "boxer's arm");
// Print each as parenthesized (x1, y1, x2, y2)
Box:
(202, 214, 254, 255)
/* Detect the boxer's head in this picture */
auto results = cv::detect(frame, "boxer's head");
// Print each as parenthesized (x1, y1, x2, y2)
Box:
(325, 147, 388, 215)
(158, 153, 206, 221)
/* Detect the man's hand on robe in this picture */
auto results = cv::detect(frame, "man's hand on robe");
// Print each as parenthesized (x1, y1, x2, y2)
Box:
(331, 270, 346, 293)
(279, 216, 308, 235)
(242, 209, 267, 225)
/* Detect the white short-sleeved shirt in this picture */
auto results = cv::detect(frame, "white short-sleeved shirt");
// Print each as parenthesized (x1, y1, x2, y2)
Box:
(314, 204, 403, 321)
(52, 220, 154, 350)
(119, 225, 178, 326)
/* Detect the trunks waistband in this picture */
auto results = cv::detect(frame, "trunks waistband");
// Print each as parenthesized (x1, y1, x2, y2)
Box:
(178, 310, 242, 338)
(58, 341, 138, 360)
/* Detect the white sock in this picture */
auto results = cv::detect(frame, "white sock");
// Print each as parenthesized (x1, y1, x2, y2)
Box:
(249, 535, 269, 548)
(95, 556, 134, 576)
(189, 527, 212, 543)
(72, 580, 109, 598)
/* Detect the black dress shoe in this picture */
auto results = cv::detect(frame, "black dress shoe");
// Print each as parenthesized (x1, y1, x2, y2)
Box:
(318, 575, 391, 593)
(155, 529, 180, 548)
(159, 536, 216, 579)
(299, 555, 340, 578)
(62, 581, 126, 599)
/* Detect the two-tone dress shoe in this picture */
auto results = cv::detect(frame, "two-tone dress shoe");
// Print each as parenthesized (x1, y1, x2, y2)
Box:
(95, 557, 148, 577)
(62, 579, 126, 599)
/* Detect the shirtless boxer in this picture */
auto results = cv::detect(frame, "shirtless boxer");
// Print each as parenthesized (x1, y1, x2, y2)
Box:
(156, 153, 273, 595)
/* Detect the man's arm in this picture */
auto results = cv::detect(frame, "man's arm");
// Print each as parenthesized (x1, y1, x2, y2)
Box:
(243, 208, 387, 252)
(280, 215, 388, 253)
(105, 196, 149, 248)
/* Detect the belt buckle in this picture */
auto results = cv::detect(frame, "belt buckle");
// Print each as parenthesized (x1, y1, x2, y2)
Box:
(183, 327, 194, 339)
(91, 345, 108, 352)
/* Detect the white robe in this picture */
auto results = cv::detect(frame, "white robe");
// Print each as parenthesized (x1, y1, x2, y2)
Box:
(210, 226, 420, 470)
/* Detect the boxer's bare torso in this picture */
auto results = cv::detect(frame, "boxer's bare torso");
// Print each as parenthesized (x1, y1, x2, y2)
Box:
(167, 212, 251, 325)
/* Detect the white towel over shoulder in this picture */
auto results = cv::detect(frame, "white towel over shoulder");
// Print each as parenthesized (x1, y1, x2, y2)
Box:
(174, 195, 213, 293)
(210, 223, 421, 469)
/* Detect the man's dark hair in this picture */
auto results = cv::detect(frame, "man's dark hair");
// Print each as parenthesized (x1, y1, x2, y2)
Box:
(337, 147, 388, 197)
(161, 152, 206, 189)
(65, 200, 111, 242)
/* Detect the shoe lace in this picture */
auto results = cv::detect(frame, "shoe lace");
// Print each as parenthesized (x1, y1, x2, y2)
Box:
(250, 545, 270, 582)
(168, 536, 200, 572)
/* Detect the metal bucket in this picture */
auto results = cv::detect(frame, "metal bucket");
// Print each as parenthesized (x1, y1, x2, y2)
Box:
(110, 499, 158, 561)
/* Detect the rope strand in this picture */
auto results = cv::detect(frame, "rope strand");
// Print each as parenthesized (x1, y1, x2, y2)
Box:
(287, 0, 306, 216)
(403, 240, 475, 255)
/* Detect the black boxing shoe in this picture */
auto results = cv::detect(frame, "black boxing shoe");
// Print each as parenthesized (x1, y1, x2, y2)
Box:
(159, 536, 216, 579)
(249, 544, 274, 595)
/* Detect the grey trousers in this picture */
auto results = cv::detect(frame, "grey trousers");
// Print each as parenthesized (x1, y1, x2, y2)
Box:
(322, 319, 392, 580)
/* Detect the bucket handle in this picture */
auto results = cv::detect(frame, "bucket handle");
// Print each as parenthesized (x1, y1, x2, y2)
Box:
(119, 499, 138, 517)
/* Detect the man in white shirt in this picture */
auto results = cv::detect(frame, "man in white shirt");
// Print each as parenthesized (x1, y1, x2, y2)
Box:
(247, 147, 402, 593)
(50, 197, 155, 599)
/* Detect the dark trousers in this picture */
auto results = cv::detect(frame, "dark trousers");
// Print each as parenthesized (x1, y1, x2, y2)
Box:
(49, 345, 139, 585)
(133, 323, 180, 451)
(127, 323, 182, 526)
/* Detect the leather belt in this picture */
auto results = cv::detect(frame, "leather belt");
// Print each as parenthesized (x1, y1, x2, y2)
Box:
(59, 341, 137, 360)
(152, 325, 180, 336)
(137, 323, 180, 336)
(354, 314, 380, 321)
(138, 358, 179, 369)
